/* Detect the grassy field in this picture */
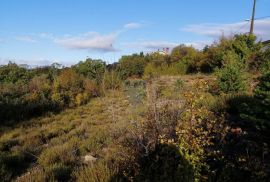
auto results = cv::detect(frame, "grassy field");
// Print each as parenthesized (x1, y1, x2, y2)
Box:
(0, 86, 148, 181)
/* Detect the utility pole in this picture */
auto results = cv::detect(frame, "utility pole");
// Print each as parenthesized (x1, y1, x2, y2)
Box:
(250, 0, 257, 35)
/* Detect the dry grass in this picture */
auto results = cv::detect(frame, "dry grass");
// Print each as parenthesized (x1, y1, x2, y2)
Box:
(0, 89, 145, 181)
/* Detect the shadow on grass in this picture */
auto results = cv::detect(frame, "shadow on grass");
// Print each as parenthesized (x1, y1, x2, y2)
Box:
(109, 144, 195, 182)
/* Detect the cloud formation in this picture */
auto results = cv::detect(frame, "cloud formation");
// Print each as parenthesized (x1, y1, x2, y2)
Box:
(182, 18, 270, 40)
(126, 40, 209, 51)
(124, 22, 143, 30)
(128, 41, 178, 50)
(0, 57, 53, 67)
(16, 36, 37, 43)
(54, 33, 118, 52)
(53, 22, 144, 52)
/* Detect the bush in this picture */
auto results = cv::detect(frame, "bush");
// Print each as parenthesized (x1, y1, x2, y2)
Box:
(177, 85, 227, 181)
(217, 61, 247, 93)
(73, 58, 105, 84)
(144, 62, 187, 78)
(52, 69, 92, 107)
(103, 71, 122, 90)
(0, 62, 31, 84)
(171, 44, 198, 63)
(240, 72, 270, 129)
(117, 53, 148, 79)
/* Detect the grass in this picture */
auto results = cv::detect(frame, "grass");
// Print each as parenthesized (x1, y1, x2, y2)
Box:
(0, 89, 144, 181)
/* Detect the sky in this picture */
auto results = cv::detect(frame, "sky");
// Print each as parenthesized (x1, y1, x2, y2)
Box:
(0, 0, 270, 66)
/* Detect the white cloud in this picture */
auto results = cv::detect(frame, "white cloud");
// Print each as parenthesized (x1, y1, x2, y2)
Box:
(128, 41, 179, 50)
(127, 40, 210, 51)
(184, 41, 211, 50)
(54, 33, 118, 52)
(182, 18, 270, 40)
(15, 36, 37, 43)
(124, 22, 143, 30)
(0, 57, 53, 67)
(12, 22, 144, 53)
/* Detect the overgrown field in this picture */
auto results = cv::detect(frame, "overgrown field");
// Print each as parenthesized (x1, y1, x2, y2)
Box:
(1, 74, 269, 181)
(1, 34, 270, 181)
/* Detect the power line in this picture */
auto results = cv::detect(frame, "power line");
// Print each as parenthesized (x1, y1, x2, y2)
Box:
(255, 15, 270, 20)
(235, 21, 250, 34)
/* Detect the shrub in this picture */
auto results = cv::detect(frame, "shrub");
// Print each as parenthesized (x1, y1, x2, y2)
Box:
(117, 53, 148, 79)
(143, 63, 159, 78)
(144, 62, 187, 78)
(177, 86, 227, 181)
(217, 61, 247, 93)
(0, 62, 31, 84)
(52, 69, 87, 107)
(84, 78, 100, 97)
(73, 58, 105, 84)
(103, 71, 122, 90)
(239, 72, 270, 129)
(171, 44, 198, 63)
(75, 93, 89, 106)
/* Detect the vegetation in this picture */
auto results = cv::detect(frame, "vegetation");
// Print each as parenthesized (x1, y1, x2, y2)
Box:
(1, 34, 270, 181)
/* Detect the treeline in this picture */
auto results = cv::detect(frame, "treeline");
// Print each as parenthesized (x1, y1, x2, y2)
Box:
(0, 60, 105, 123)
(116, 34, 269, 79)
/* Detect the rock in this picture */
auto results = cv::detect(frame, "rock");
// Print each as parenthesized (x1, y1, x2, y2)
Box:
(83, 154, 97, 164)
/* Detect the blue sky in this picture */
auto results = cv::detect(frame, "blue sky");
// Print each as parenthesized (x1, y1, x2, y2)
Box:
(0, 0, 270, 66)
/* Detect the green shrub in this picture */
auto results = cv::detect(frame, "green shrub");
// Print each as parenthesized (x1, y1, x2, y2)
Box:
(0, 62, 31, 84)
(117, 53, 148, 79)
(73, 58, 105, 84)
(239, 72, 270, 129)
(217, 62, 247, 93)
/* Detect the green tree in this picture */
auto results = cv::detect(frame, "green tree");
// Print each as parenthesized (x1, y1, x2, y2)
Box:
(0, 62, 31, 84)
(217, 54, 247, 94)
(117, 53, 148, 79)
(73, 58, 105, 84)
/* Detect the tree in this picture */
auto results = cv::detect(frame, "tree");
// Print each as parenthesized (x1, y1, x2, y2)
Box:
(171, 44, 198, 63)
(0, 62, 31, 84)
(73, 58, 105, 84)
(217, 54, 247, 93)
(117, 53, 148, 79)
